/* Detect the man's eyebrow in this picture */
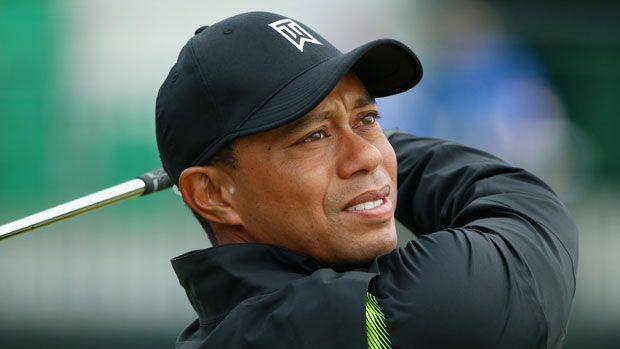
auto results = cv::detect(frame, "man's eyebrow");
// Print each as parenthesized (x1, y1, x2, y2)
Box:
(354, 95, 377, 109)
(281, 110, 335, 136)
(281, 95, 377, 136)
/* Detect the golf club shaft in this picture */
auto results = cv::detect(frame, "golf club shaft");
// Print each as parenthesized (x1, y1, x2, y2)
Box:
(0, 169, 172, 241)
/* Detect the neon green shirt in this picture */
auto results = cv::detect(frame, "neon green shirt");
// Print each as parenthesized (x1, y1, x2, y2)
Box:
(366, 293, 391, 349)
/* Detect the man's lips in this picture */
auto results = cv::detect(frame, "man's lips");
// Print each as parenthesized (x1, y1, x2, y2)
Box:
(343, 185, 391, 212)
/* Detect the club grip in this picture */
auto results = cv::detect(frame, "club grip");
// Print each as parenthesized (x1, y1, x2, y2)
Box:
(136, 168, 173, 195)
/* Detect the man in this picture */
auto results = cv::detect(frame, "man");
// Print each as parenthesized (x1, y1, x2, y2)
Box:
(156, 12, 578, 349)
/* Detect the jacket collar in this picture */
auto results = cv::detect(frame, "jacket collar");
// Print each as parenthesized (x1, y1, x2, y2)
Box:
(171, 243, 324, 323)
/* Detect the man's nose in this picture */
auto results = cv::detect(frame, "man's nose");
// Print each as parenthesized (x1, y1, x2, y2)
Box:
(336, 131, 383, 179)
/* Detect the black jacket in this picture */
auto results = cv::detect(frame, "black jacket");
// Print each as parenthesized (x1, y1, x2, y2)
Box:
(171, 132, 578, 348)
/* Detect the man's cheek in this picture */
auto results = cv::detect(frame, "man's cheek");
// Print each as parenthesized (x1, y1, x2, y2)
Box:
(381, 147, 398, 180)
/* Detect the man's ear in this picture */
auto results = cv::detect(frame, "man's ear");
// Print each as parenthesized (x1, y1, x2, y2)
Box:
(178, 166, 242, 226)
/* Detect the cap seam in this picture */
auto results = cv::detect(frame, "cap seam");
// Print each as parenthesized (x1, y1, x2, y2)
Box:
(188, 38, 224, 128)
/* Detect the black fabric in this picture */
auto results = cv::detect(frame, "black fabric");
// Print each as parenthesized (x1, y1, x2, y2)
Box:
(172, 244, 375, 349)
(171, 132, 578, 349)
(155, 11, 422, 185)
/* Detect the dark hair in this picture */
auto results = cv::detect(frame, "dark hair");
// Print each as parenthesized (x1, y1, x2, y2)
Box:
(189, 141, 237, 245)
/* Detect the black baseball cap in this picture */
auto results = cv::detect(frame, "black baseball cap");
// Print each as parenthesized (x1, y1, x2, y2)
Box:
(156, 11, 422, 185)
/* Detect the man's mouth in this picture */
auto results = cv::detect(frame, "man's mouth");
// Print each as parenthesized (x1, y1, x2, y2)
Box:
(343, 185, 391, 212)
(345, 198, 385, 212)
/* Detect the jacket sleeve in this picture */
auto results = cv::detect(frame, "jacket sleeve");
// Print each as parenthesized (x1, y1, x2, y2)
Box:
(373, 132, 578, 348)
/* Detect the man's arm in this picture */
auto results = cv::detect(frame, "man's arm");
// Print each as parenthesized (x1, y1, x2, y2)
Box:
(373, 132, 578, 348)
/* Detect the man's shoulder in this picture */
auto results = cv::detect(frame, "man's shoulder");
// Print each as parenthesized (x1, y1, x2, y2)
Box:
(174, 244, 378, 348)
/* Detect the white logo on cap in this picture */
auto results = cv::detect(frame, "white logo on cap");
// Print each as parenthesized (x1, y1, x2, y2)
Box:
(269, 18, 323, 52)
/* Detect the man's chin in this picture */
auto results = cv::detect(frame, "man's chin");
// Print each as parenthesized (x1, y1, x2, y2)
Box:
(322, 229, 398, 268)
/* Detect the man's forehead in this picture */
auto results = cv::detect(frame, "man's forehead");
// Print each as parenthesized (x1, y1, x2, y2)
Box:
(280, 73, 376, 129)
(279, 94, 376, 135)
(352, 95, 377, 108)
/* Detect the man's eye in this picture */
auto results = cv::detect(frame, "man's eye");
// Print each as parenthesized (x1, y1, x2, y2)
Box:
(356, 112, 381, 127)
(301, 129, 327, 143)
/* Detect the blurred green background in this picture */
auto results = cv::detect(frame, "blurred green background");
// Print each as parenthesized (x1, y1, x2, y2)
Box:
(1, 0, 618, 348)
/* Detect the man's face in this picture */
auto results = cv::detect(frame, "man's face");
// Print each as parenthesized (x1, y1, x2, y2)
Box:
(228, 72, 398, 266)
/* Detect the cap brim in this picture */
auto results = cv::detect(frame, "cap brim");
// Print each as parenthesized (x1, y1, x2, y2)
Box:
(192, 39, 422, 166)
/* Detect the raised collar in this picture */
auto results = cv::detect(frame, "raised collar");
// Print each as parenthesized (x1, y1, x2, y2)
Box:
(171, 243, 325, 323)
